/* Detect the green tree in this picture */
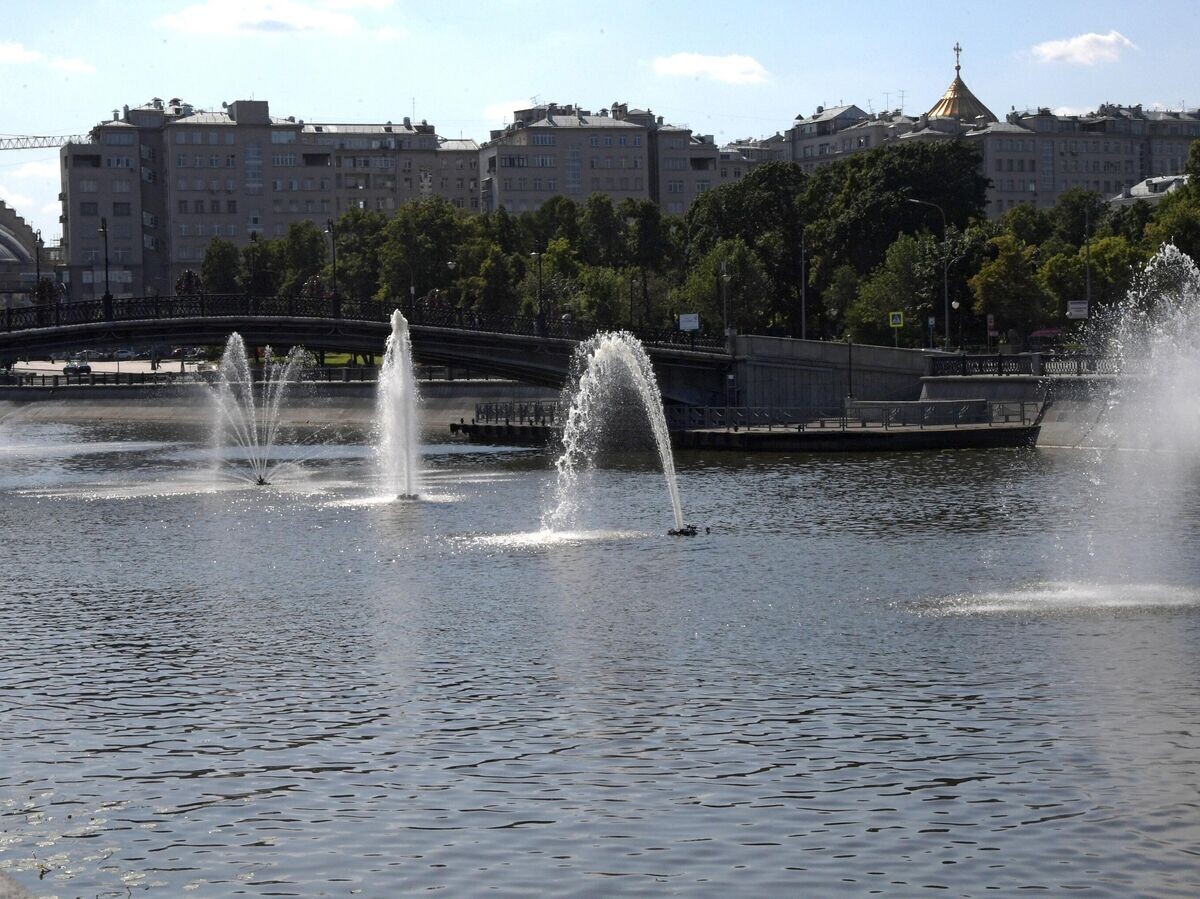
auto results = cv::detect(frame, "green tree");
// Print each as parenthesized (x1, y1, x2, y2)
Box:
(378, 198, 465, 300)
(846, 234, 928, 346)
(968, 234, 1054, 338)
(1145, 191, 1200, 263)
(471, 246, 518, 314)
(671, 238, 771, 334)
(580, 193, 625, 268)
(238, 233, 280, 295)
(822, 264, 860, 336)
(576, 266, 624, 328)
(201, 237, 240, 293)
(1048, 187, 1107, 248)
(276, 221, 327, 296)
(329, 208, 387, 299)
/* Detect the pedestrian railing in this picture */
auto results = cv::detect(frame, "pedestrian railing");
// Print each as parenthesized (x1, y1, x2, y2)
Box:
(471, 400, 1042, 431)
(1, 294, 727, 353)
(927, 353, 1120, 377)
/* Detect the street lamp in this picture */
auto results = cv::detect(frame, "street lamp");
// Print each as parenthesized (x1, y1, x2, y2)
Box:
(951, 299, 964, 349)
(905, 198, 949, 346)
(530, 250, 544, 333)
(720, 261, 732, 334)
(799, 224, 807, 340)
(324, 219, 338, 298)
(1083, 205, 1092, 311)
(33, 229, 42, 299)
(98, 216, 112, 320)
(628, 272, 639, 328)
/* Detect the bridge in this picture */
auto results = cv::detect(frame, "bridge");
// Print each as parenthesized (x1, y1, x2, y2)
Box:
(0, 294, 731, 405)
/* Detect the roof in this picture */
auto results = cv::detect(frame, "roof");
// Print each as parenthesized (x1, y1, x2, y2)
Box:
(439, 138, 479, 151)
(304, 122, 419, 135)
(926, 46, 996, 123)
(794, 104, 864, 125)
(528, 115, 641, 128)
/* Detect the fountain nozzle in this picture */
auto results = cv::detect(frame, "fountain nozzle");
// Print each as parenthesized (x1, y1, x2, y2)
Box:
(255, 476, 269, 486)
(397, 493, 419, 501)
(668, 524, 698, 537)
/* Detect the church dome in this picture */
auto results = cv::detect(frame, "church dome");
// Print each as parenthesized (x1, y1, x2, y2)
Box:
(926, 43, 996, 123)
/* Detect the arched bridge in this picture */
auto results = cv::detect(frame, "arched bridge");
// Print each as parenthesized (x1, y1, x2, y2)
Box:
(0, 295, 730, 405)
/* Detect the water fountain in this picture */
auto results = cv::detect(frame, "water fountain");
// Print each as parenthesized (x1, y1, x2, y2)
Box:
(210, 333, 313, 485)
(376, 309, 421, 500)
(543, 331, 692, 535)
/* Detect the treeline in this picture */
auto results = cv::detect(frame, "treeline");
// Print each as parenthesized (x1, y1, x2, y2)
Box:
(200, 139, 1200, 346)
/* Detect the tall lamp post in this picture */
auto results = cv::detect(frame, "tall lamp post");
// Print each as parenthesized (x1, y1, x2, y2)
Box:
(628, 273, 640, 328)
(324, 219, 338, 298)
(98, 216, 112, 320)
(530, 250, 544, 334)
(1083, 205, 1092, 311)
(720, 260, 731, 334)
(905, 198, 949, 346)
(33, 229, 42, 298)
(799, 224, 807, 340)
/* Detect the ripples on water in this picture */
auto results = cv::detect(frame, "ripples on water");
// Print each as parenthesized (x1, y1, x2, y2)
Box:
(1, 422, 1199, 896)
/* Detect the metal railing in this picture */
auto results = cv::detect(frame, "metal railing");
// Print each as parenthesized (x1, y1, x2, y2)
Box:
(0, 366, 383, 388)
(1, 294, 727, 352)
(927, 353, 1120, 377)
(472, 400, 1042, 431)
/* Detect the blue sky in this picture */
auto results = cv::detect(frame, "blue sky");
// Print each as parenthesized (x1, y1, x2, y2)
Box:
(2, 0, 1195, 240)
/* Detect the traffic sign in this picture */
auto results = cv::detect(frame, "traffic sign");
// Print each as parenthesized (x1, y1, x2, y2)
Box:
(1067, 301, 1089, 320)
(889, 311, 904, 328)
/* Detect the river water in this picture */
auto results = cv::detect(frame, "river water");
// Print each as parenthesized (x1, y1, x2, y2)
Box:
(1, 419, 1198, 896)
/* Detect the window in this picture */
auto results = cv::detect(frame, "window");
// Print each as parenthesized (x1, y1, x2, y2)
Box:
(176, 154, 187, 167)
(106, 156, 134, 169)
(178, 200, 188, 213)
(79, 179, 98, 193)
(619, 136, 627, 147)
(227, 199, 237, 213)
(667, 180, 683, 194)
(80, 201, 99, 215)
(533, 134, 555, 146)
(603, 136, 613, 147)
(590, 136, 599, 147)
(271, 130, 297, 144)
(103, 131, 135, 145)
(210, 199, 221, 213)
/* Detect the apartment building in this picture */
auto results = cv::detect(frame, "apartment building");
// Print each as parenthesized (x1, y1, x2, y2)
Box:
(62, 98, 457, 299)
(480, 101, 744, 215)
(480, 103, 650, 214)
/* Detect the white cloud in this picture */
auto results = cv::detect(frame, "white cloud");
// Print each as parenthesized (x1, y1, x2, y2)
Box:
(0, 184, 36, 215)
(0, 41, 42, 64)
(484, 99, 532, 124)
(1052, 105, 1094, 117)
(375, 24, 407, 40)
(1032, 30, 1136, 65)
(10, 161, 60, 180)
(652, 52, 768, 85)
(158, 0, 363, 36)
(0, 40, 95, 75)
(48, 57, 96, 74)
(322, 0, 393, 8)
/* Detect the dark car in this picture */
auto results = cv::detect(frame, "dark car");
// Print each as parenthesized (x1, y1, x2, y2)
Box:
(63, 359, 92, 376)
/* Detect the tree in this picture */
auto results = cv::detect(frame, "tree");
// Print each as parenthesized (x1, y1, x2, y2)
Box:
(580, 193, 625, 268)
(1048, 187, 1107, 248)
(238, 233, 280, 295)
(378, 198, 465, 300)
(276, 221, 327, 296)
(471, 246, 518, 314)
(330, 208, 387, 299)
(846, 234, 928, 345)
(1144, 191, 1200, 263)
(576, 266, 623, 328)
(671, 238, 771, 334)
(968, 234, 1055, 339)
(822, 264, 860, 336)
(201, 237, 240, 293)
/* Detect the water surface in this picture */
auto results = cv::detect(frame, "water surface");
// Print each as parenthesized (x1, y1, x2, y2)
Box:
(1, 421, 1198, 896)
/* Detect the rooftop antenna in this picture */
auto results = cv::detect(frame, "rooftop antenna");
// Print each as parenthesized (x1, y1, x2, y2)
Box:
(897, 89, 907, 113)
(411, 97, 416, 121)
(883, 91, 891, 110)
(866, 98, 874, 114)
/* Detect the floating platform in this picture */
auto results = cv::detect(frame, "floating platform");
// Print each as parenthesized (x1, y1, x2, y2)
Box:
(448, 420, 1040, 452)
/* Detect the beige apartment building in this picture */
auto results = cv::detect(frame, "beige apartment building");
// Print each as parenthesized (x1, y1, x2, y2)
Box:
(480, 101, 746, 216)
(779, 49, 1200, 217)
(61, 98, 468, 299)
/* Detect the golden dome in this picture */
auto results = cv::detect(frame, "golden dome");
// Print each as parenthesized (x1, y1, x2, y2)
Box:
(926, 43, 996, 123)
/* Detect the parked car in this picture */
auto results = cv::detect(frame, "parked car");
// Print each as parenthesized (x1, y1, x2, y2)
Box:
(63, 359, 92, 376)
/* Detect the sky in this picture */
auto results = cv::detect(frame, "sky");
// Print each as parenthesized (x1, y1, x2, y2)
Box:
(1, 0, 1196, 242)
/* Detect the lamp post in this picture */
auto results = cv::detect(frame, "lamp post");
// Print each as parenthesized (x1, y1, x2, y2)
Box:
(628, 272, 639, 328)
(1084, 205, 1092, 310)
(905, 198, 949, 346)
(325, 219, 338, 298)
(531, 250, 544, 334)
(33, 229, 42, 299)
(720, 260, 731, 334)
(799, 224, 807, 340)
(98, 216, 112, 320)
(951, 299, 964, 349)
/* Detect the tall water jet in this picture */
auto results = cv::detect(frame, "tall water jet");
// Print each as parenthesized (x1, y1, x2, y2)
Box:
(376, 309, 421, 500)
(544, 331, 688, 534)
(210, 334, 312, 485)
(1096, 244, 1200, 453)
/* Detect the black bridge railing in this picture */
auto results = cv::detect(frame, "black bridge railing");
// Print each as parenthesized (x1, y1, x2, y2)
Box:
(928, 353, 1120, 377)
(1, 294, 727, 352)
(471, 400, 1041, 432)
